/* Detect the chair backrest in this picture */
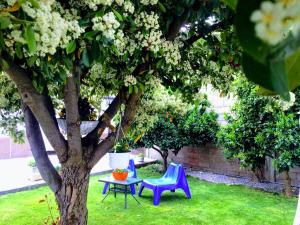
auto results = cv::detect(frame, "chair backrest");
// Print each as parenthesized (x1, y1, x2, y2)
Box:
(162, 162, 188, 185)
(127, 159, 137, 178)
(162, 163, 181, 183)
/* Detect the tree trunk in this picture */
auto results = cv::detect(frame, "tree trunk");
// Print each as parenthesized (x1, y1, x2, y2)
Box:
(253, 164, 265, 182)
(152, 146, 168, 172)
(56, 164, 91, 225)
(162, 154, 168, 172)
(283, 170, 292, 197)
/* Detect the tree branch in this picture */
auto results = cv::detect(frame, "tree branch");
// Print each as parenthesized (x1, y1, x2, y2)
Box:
(88, 90, 143, 168)
(2, 56, 68, 162)
(83, 60, 149, 150)
(23, 103, 62, 193)
(152, 145, 164, 158)
(165, 0, 204, 41)
(185, 17, 234, 47)
(82, 91, 123, 147)
(63, 70, 82, 161)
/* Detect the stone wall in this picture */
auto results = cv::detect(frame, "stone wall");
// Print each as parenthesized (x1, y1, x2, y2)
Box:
(146, 144, 300, 187)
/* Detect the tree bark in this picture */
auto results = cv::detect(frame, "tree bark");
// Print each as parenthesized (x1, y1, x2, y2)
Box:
(152, 145, 168, 172)
(283, 170, 292, 197)
(64, 74, 82, 162)
(56, 164, 91, 225)
(23, 103, 61, 193)
(88, 90, 143, 168)
(3, 57, 67, 161)
(253, 163, 265, 182)
(162, 154, 168, 172)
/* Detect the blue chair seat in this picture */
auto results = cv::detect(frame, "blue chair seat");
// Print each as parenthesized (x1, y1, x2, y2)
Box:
(143, 178, 177, 186)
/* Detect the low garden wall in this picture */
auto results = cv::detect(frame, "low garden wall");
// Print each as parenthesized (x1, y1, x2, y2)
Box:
(145, 144, 300, 187)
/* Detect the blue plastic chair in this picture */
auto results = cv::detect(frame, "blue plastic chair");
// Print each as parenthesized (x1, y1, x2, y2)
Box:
(102, 159, 137, 195)
(138, 163, 191, 205)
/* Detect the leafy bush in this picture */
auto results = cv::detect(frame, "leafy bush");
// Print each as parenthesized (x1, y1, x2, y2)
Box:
(111, 137, 131, 153)
(181, 97, 219, 146)
(217, 79, 300, 195)
(28, 160, 36, 168)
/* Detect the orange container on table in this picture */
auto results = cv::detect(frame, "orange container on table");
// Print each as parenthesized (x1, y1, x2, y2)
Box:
(112, 170, 128, 181)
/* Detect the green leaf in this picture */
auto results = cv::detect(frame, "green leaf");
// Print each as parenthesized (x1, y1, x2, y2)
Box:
(81, 49, 90, 67)
(258, 48, 300, 95)
(24, 26, 37, 54)
(235, 0, 270, 64)
(0, 31, 4, 49)
(62, 57, 73, 70)
(112, 9, 123, 21)
(138, 82, 145, 91)
(79, 18, 90, 27)
(66, 40, 76, 54)
(129, 85, 133, 94)
(91, 41, 101, 61)
(27, 55, 38, 67)
(0, 59, 9, 70)
(242, 52, 290, 100)
(41, 59, 50, 77)
(28, 0, 39, 8)
(0, 17, 11, 29)
(222, 0, 238, 10)
(285, 49, 300, 90)
(158, 1, 166, 13)
(15, 42, 23, 59)
(58, 66, 67, 82)
(134, 85, 138, 94)
(84, 30, 99, 40)
(156, 59, 164, 69)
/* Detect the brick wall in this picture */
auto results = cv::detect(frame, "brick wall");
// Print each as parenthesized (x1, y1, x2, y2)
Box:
(146, 144, 300, 187)
(0, 136, 32, 159)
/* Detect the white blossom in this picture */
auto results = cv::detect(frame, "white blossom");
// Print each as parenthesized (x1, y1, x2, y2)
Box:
(162, 40, 181, 66)
(140, 0, 158, 5)
(85, 0, 113, 10)
(92, 12, 120, 40)
(124, 1, 134, 14)
(124, 75, 137, 86)
(6, 1, 84, 56)
(250, 0, 300, 45)
(135, 11, 159, 30)
(115, 0, 124, 6)
(278, 92, 296, 110)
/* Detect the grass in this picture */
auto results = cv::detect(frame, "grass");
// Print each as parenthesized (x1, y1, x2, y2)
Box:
(0, 165, 297, 225)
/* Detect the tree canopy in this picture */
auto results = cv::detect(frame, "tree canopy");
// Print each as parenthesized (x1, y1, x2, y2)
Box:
(0, 1, 241, 224)
(0, 0, 300, 224)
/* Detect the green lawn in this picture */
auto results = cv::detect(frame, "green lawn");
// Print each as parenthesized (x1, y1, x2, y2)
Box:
(0, 166, 297, 225)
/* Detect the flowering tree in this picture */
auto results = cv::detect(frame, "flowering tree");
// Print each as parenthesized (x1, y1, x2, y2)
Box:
(0, 0, 237, 224)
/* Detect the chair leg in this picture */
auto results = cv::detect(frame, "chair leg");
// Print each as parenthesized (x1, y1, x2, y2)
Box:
(153, 188, 162, 206)
(138, 184, 145, 197)
(102, 182, 109, 195)
(130, 184, 136, 195)
(182, 186, 191, 199)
